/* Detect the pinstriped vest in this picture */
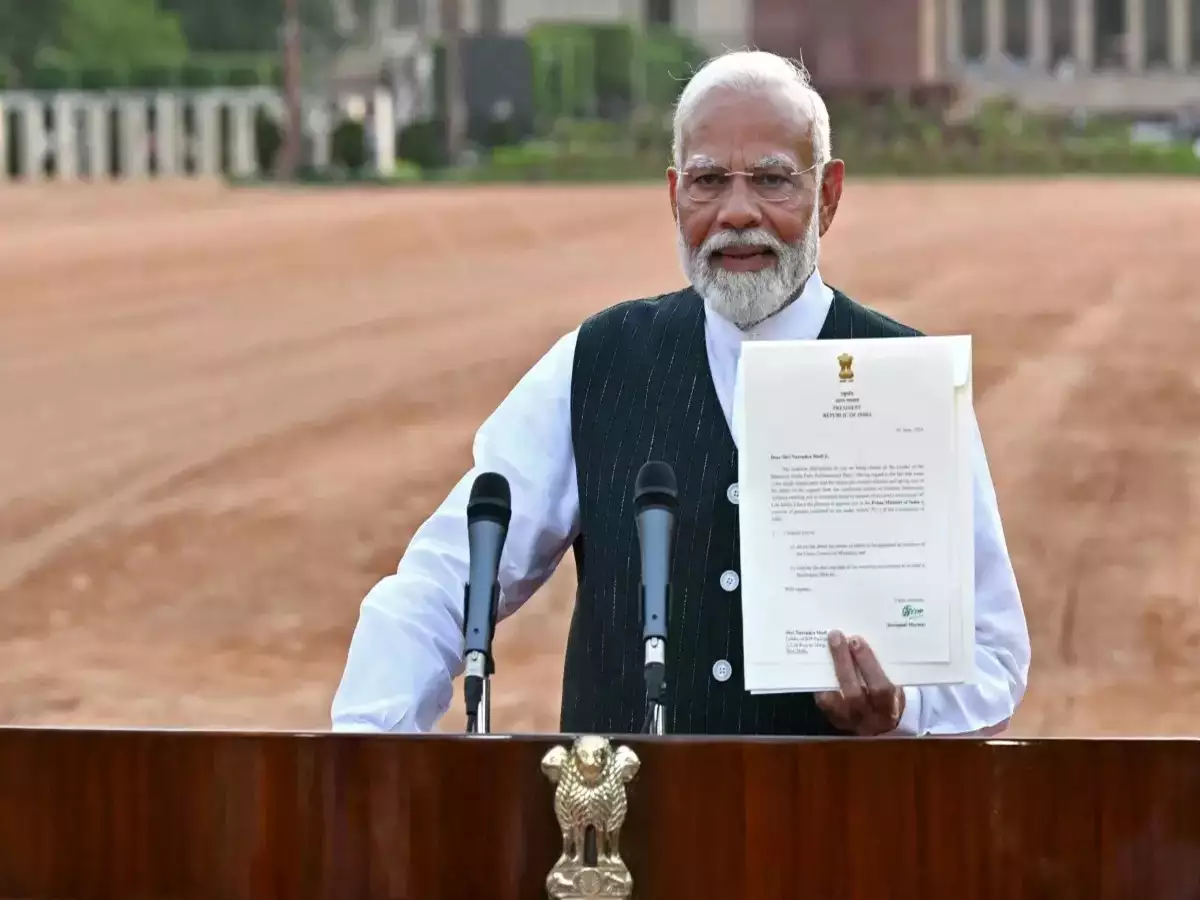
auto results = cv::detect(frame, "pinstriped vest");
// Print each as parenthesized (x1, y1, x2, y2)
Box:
(560, 285, 923, 735)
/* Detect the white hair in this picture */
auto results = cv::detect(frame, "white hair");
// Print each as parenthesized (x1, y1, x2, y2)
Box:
(671, 50, 832, 173)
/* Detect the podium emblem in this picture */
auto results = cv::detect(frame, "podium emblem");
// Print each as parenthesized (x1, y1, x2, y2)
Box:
(541, 735, 641, 899)
(837, 352, 855, 382)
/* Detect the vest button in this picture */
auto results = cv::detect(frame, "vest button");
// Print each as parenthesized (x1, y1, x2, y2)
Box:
(719, 570, 740, 592)
(726, 482, 739, 505)
(712, 659, 733, 683)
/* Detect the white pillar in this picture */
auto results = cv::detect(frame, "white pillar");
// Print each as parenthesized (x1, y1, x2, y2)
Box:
(1072, 0, 1094, 69)
(919, 0, 939, 79)
(1030, 0, 1052, 69)
(118, 95, 149, 179)
(19, 97, 45, 182)
(230, 96, 257, 177)
(1125, 0, 1145, 70)
(194, 94, 221, 177)
(1168, 0, 1189, 71)
(308, 102, 333, 170)
(154, 93, 180, 177)
(945, 0, 964, 66)
(985, 0, 1005, 60)
(373, 88, 396, 175)
(85, 97, 110, 180)
(0, 97, 8, 183)
(53, 94, 79, 181)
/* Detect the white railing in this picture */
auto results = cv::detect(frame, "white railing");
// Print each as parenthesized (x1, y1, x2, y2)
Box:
(0, 86, 401, 183)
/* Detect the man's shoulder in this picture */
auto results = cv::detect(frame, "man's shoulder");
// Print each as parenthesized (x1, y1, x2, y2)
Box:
(830, 287, 925, 338)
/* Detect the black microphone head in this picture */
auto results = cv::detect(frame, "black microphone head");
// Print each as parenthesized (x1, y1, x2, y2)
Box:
(467, 472, 512, 526)
(634, 460, 678, 511)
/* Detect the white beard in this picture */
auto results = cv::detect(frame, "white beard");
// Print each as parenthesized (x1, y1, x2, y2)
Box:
(676, 199, 821, 330)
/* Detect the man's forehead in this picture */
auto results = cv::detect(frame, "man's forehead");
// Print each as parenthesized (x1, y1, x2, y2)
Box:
(677, 87, 814, 168)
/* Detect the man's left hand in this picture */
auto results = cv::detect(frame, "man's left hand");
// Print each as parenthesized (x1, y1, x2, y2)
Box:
(814, 630, 904, 735)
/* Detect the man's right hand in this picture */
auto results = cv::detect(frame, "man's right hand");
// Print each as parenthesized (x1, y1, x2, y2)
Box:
(814, 630, 904, 735)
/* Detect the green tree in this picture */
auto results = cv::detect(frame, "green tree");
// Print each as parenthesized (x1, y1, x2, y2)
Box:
(54, 0, 189, 69)
(159, 0, 357, 54)
(0, 0, 69, 84)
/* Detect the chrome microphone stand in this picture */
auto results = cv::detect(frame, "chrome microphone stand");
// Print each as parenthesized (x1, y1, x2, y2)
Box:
(648, 702, 664, 735)
(644, 635, 666, 736)
(476, 676, 492, 734)
(463, 648, 492, 735)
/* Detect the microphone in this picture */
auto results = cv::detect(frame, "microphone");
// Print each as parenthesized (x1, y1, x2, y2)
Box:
(462, 471, 511, 734)
(634, 460, 678, 735)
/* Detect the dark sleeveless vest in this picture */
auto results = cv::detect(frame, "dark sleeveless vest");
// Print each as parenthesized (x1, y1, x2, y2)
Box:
(559, 285, 923, 735)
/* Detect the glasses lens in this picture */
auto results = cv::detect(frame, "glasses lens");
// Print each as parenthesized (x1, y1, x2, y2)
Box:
(751, 169, 798, 202)
(684, 168, 800, 202)
(686, 171, 727, 202)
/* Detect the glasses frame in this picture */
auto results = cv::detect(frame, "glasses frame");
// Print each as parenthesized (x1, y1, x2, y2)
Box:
(680, 161, 822, 204)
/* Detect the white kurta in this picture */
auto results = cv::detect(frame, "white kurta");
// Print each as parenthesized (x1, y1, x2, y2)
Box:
(331, 268, 1031, 735)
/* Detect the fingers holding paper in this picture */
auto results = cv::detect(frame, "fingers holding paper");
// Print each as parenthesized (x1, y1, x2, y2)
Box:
(815, 630, 905, 735)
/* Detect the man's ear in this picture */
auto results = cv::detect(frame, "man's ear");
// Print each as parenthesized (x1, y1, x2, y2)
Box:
(667, 167, 680, 222)
(818, 159, 845, 236)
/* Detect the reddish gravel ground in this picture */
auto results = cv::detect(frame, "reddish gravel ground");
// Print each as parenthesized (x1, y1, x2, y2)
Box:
(1, 177, 1198, 737)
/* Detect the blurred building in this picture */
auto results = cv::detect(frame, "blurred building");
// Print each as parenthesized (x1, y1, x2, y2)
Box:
(336, 0, 1200, 117)
(946, 0, 1200, 115)
(329, 0, 752, 120)
(340, 0, 751, 53)
(752, 0, 937, 88)
(475, 0, 751, 48)
(329, 0, 754, 136)
(753, 0, 1200, 115)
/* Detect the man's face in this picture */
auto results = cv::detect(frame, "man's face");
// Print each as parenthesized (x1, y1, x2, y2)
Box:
(668, 86, 844, 329)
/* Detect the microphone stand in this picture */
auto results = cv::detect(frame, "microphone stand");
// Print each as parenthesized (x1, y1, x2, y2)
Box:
(643, 627, 667, 736)
(463, 581, 498, 735)
(634, 460, 677, 737)
(477, 677, 491, 734)
(465, 651, 492, 734)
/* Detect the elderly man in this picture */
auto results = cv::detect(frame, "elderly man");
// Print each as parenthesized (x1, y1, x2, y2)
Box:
(331, 50, 1031, 737)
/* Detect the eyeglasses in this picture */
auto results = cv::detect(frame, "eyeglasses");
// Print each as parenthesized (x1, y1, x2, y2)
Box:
(681, 163, 819, 203)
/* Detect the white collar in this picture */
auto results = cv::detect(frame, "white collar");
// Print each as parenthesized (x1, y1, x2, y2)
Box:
(702, 267, 834, 350)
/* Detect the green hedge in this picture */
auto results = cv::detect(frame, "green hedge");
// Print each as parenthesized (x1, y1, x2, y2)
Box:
(464, 141, 662, 181)
(844, 140, 1200, 176)
(215, 123, 1199, 189)
(441, 119, 1200, 182)
(526, 22, 709, 122)
(15, 53, 281, 90)
(332, 107, 1200, 184)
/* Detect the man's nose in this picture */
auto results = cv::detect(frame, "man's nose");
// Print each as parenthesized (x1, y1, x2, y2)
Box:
(715, 177, 763, 231)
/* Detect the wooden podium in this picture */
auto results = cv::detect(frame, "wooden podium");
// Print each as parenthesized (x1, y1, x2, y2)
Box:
(0, 727, 1198, 899)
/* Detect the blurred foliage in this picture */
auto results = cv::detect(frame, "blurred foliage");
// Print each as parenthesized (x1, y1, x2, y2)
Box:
(397, 118, 447, 170)
(378, 22, 704, 174)
(377, 54, 1200, 181)
(0, 0, 69, 85)
(0, 0, 357, 89)
(158, 0, 360, 54)
(20, 53, 286, 91)
(424, 95, 1200, 182)
(2, 5, 1196, 185)
(1, 0, 186, 85)
(53, 0, 189, 70)
(330, 119, 369, 171)
(525, 22, 709, 123)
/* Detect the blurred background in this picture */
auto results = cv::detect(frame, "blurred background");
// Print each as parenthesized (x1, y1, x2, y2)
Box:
(1, 0, 1198, 737)
(5, 0, 1200, 181)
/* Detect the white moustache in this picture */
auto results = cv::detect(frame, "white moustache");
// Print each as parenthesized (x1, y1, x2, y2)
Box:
(699, 228, 788, 258)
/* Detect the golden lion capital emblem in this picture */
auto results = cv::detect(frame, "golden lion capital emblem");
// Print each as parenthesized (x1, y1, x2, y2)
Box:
(837, 352, 855, 382)
(541, 736, 641, 899)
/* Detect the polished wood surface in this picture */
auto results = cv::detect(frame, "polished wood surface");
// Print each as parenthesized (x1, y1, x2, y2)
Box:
(0, 728, 1197, 899)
